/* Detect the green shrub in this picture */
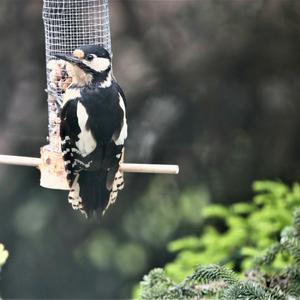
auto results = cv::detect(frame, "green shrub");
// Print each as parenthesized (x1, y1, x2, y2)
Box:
(165, 181, 300, 281)
(139, 208, 300, 299)
(138, 181, 300, 299)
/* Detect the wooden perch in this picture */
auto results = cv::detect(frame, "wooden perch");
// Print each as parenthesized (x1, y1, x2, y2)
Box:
(0, 154, 41, 167)
(0, 147, 179, 190)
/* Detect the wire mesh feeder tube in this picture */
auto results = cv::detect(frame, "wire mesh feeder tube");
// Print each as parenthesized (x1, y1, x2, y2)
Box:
(41, 0, 112, 188)
(43, 0, 111, 151)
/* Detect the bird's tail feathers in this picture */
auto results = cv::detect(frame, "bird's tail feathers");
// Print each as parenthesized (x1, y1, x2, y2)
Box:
(68, 170, 110, 218)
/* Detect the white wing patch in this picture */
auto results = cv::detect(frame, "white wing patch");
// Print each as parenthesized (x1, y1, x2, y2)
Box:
(113, 93, 128, 146)
(76, 102, 97, 157)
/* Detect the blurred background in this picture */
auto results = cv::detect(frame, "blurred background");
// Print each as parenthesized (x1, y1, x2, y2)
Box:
(0, 0, 300, 298)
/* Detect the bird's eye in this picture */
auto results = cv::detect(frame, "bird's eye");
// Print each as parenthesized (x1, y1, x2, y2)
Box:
(86, 54, 94, 61)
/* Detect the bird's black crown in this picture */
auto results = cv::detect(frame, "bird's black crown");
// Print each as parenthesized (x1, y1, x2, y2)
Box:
(79, 45, 111, 60)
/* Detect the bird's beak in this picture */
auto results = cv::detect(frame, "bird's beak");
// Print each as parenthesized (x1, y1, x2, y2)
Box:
(54, 53, 82, 66)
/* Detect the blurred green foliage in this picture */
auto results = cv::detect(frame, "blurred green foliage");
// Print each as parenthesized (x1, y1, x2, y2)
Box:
(138, 186, 300, 299)
(122, 176, 209, 247)
(76, 176, 209, 277)
(165, 181, 300, 282)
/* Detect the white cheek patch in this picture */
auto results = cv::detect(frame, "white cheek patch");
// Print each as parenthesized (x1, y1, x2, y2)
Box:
(85, 57, 111, 72)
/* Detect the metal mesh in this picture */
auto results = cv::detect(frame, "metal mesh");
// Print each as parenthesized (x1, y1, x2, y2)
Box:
(42, 0, 111, 151)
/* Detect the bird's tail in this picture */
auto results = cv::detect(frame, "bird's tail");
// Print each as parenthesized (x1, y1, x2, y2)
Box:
(68, 170, 110, 217)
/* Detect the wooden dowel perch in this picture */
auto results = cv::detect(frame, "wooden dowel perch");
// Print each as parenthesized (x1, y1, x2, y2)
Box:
(119, 163, 179, 174)
(0, 148, 179, 191)
(0, 154, 179, 174)
(0, 155, 41, 167)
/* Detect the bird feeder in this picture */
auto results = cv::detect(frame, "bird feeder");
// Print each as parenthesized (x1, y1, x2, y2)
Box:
(0, 0, 179, 191)
(41, 0, 113, 189)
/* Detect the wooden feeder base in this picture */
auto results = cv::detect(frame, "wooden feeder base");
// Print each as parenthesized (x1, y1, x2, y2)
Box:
(40, 146, 69, 190)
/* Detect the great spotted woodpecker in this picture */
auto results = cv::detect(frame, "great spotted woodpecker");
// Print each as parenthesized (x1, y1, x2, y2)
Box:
(55, 45, 127, 217)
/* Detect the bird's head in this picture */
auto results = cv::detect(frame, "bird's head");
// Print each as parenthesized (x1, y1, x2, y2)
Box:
(55, 45, 111, 86)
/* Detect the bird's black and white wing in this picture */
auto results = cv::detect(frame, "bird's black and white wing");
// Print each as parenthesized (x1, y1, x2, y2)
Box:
(103, 85, 128, 212)
(60, 98, 89, 213)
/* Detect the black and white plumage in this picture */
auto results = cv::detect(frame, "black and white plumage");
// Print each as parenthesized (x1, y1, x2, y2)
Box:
(55, 45, 127, 217)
